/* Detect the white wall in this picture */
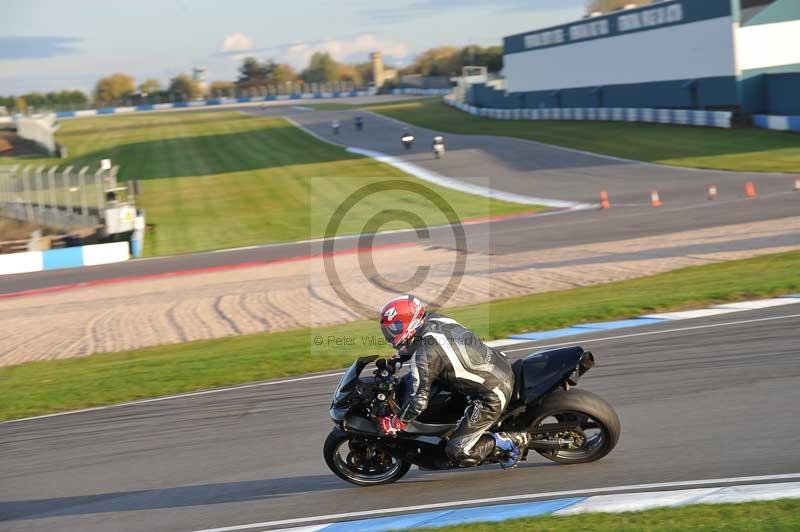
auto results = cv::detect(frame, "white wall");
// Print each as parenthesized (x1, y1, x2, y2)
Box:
(736, 20, 800, 72)
(505, 17, 735, 93)
(15, 114, 59, 154)
(0, 251, 43, 275)
(82, 242, 130, 266)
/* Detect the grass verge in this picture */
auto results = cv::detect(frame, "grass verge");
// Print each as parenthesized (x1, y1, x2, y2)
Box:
(361, 98, 800, 173)
(1, 250, 798, 421)
(415, 499, 800, 531)
(2, 111, 533, 256)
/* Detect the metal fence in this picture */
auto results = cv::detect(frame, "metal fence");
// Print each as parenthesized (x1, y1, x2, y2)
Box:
(0, 164, 122, 229)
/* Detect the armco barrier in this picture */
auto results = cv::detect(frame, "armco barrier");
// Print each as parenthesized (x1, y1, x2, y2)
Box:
(444, 97, 733, 129)
(753, 114, 800, 133)
(53, 90, 378, 119)
(0, 241, 129, 276)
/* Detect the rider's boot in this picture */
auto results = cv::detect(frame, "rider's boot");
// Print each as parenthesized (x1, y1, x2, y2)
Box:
(492, 432, 531, 469)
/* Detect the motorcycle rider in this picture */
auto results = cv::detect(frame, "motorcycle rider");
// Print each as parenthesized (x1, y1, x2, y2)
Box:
(378, 295, 530, 469)
(432, 135, 445, 158)
(401, 129, 414, 148)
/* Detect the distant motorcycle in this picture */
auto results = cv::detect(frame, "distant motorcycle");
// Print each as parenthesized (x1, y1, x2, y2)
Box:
(401, 132, 415, 150)
(432, 136, 445, 159)
(332, 121, 341, 135)
(324, 347, 620, 486)
(355, 116, 364, 131)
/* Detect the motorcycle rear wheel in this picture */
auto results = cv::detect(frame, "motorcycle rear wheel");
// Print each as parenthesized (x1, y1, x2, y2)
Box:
(528, 389, 620, 464)
(324, 428, 411, 486)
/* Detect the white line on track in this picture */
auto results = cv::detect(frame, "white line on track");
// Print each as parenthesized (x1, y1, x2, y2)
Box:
(3, 311, 798, 426)
(500, 312, 800, 354)
(187, 473, 800, 532)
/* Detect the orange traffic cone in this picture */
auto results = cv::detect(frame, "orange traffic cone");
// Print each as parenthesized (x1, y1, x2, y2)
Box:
(745, 182, 757, 198)
(600, 191, 611, 209)
(650, 190, 662, 207)
(707, 185, 718, 200)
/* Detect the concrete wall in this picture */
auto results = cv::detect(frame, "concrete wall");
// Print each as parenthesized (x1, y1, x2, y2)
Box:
(15, 115, 58, 154)
(503, 0, 736, 110)
(764, 74, 800, 115)
(0, 241, 129, 276)
(498, 0, 798, 114)
(753, 114, 800, 132)
(736, 7, 800, 113)
(505, 18, 736, 94)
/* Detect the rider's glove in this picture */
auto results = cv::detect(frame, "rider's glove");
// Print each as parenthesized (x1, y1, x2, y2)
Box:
(388, 355, 403, 372)
(379, 415, 407, 436)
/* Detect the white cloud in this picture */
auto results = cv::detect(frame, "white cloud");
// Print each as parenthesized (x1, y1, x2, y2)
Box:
(220, 32, 254, 53)
(283, 34, 408, 69)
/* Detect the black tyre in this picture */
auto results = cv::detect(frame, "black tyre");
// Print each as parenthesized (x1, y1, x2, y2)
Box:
(528, 389, 620, 464)
(323, 429, 411, 486)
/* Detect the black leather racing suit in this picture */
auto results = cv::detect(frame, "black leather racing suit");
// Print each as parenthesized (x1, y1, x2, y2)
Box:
(397, 314, 515, 465)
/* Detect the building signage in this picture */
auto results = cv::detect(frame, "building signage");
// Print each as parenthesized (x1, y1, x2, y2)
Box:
(618, 4, 684, 32)
(524, 29, 566, 49)
(522, 2, 684, 50)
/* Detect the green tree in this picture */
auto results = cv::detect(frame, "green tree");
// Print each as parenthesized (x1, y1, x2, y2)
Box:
(209, 80, 235, 97)
(301, 52, 341, 83)
(271, 63, 298, 86)
(586, 0, 650, 14)
(336, 64, 362, 86)
(237, 57, 268, 88)
(65, 90, 88, 107)
(235, 57, 297, 89)
(0, 96, 14, 112)
(24, 92, 48, 108)
(353, 62, 374, 86)
(138, 78, 162, 95)
(406, 46, 460, 76)
(94, 73, 136, 105)
(458, 45, 503, 73)
(168, 74, 201, 101)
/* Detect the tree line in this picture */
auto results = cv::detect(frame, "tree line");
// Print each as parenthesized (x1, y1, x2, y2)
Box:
(1, 44, 504, 111)
(0, 91, 88, 113)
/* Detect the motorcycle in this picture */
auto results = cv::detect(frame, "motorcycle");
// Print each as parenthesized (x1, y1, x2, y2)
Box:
(324, 346, 620, 486)
(433, 136, 445, 159)
(355, 117, 364, 131)
(401, 134, 415, 150)
(332, 121, 341, 135)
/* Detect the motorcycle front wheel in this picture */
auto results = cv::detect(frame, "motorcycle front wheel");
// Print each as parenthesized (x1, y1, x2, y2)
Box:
(324, 428, 411, 486)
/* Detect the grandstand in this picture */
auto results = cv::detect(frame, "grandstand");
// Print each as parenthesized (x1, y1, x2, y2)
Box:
(466, 0, 800, 116)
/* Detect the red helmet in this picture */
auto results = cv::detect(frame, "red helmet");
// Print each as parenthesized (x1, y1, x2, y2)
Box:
(379, 295, 426, 348)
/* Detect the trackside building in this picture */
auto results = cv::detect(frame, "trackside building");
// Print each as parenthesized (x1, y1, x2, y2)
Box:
(470, 0, 800, 115)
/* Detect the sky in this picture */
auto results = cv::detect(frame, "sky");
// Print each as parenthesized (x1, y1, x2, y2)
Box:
(0, 0, 585, 95)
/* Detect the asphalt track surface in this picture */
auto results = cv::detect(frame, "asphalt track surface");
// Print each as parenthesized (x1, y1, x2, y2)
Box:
(2, 305, 799, 532)
(2, 101, 798, 295)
